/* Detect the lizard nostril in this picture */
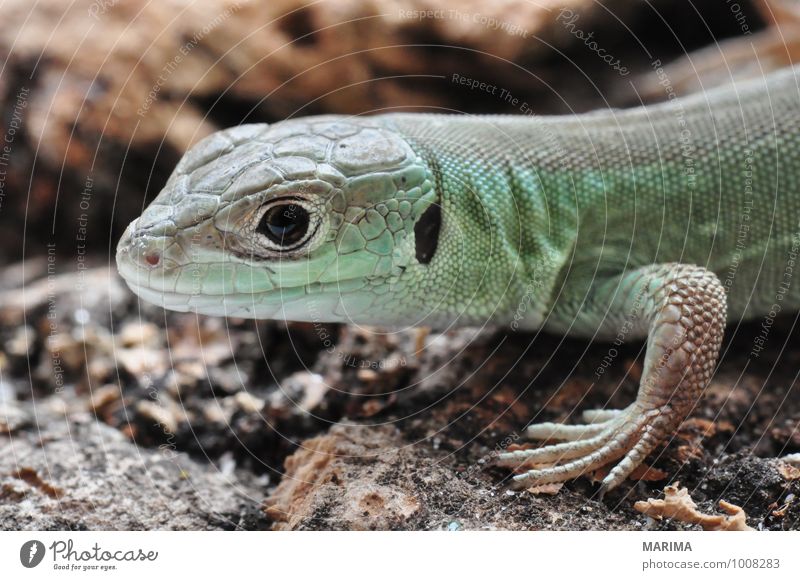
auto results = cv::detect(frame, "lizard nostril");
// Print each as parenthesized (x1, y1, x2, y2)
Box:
(144, 252, 161, 267)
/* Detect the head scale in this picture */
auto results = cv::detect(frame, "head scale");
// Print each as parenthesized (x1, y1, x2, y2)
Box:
(116, 115, 439, 325)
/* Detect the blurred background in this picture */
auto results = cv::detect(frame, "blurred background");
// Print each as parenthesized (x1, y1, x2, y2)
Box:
(2, 0, 794, 263)
(1, 0, 799, 531)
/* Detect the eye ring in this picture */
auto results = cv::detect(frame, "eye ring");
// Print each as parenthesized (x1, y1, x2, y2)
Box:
(254, 198, 316, 252)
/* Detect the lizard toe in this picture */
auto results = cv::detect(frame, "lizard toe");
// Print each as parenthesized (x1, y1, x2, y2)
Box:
(506, 408, 653, 489)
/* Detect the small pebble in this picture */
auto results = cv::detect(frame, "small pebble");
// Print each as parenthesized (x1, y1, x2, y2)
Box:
(73, 308, 90, 325)
(447, 521, 463, 531)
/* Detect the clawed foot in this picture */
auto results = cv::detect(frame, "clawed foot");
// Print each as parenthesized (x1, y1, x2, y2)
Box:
(496, 264, 726, 495)
(497, 405, 668, 493)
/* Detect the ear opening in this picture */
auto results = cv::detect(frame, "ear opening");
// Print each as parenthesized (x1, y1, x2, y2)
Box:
(414, 203, 441, 264)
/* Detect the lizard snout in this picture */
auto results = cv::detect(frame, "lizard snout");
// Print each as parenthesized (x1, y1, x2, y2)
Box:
(116, 220, 176, 279)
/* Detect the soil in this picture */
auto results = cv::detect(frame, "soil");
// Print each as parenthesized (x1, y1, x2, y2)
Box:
(0, 263, 798, 530)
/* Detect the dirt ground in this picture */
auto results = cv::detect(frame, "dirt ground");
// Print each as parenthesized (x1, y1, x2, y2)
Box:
(0, 262, 798, 530)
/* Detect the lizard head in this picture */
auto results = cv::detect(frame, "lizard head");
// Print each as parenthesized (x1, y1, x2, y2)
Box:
(116, 116, 440, 324)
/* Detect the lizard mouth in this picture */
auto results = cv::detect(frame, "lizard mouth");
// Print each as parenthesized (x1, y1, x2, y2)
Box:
(120, 274, 353, 321)
(117, 241, 360, 322)
(115, 218, 376, 323)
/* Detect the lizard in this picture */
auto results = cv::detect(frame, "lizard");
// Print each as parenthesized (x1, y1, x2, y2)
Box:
(116, 65, 800, 494)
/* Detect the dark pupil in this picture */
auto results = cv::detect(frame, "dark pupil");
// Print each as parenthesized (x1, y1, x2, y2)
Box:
(257, 203, 310, 247)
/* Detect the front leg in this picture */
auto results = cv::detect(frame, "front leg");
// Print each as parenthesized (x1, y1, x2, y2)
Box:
(498, 263, 726, 493)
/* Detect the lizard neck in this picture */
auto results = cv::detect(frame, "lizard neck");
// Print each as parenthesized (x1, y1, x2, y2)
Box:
(389, 116, 573, 330)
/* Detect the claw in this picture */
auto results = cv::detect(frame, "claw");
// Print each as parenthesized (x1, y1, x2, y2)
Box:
(526, 420, 610, 441)
(599, 424, 662, 492)
(505, 408, 650, 491)
(497, 429, 616, 467)
(582, 409, 623, 423)
(511, 445, 628, 488)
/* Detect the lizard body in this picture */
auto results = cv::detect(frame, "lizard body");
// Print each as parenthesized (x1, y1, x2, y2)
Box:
(117, 66, 800, 492)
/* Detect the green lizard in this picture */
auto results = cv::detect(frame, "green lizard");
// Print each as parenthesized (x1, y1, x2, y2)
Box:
(116, 66, 800, 493)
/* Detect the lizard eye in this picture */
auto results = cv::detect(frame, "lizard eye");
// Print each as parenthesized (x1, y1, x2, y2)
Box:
(255, 199, 315, 251)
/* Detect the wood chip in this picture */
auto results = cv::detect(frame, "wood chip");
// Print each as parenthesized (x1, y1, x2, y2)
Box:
(119, 322, 160, 348)
(771, 494, 794, 518)
(777, 460, 800, 481)
(233, 391, 265, 414)
(136, 400, 178, 434)
(13, 467, 65, 499)
(634, 482, 754, 531)
(525, 483, 564, 495)
(88, 383, 122, 415)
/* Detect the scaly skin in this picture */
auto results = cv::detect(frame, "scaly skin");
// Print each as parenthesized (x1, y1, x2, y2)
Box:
(117, 66, 800, 493)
